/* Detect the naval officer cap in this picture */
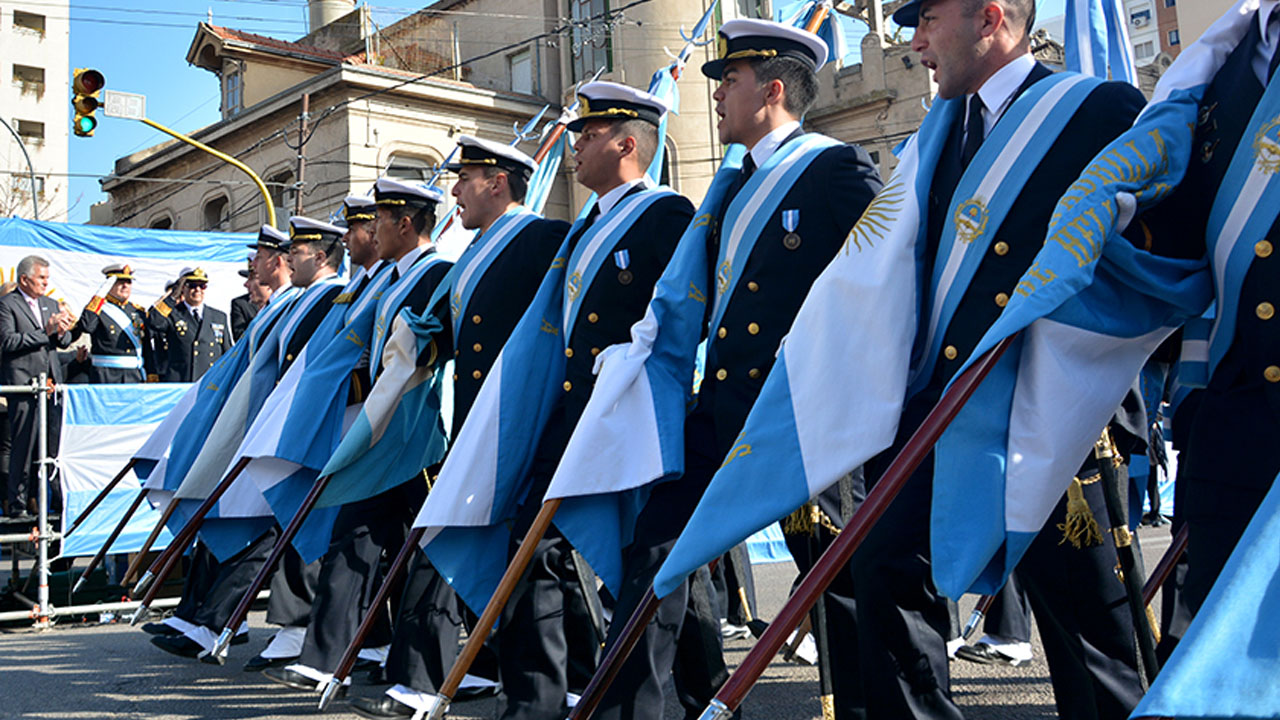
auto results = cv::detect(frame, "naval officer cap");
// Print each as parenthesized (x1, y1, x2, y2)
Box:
(248, 224, 289, 252)
(701, 18, 830, 79)
(566, 82, 671, 133)
(285, 216, 346, 250)
(181, 267, 210, 284)
(890, 0, 930, 27)
(102, 263, 135, 280)
(374, 177, 445, 211)
(341, 194, 377, 225)
(445, 135, 538, 179)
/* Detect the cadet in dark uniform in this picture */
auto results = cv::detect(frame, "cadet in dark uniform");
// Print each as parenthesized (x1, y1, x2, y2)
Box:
(230, 257, 262, 342)
(151, 267, 232, 382)
(487, 82, 693, 720)
(850, 1, 1148, 718)
(594, 21, 882, 720)
(262, 178, 454, 694)
(352, 135, 568, 720)
(1123, 0, 1280, 644)
(74, 264, 151, 383)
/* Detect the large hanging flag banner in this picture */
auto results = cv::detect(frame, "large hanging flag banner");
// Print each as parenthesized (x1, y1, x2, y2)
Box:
(926, 1, 1274, 598)
(1065, 0, 1139, 86)
(58, 384, 188, 557)
(0, 218, 247, 317)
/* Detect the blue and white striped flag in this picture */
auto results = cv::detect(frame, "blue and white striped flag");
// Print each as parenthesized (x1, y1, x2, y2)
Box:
(776, 0, 847, 66)
(926, 0, 1278, 598)
(1065, 0, 1138, 86)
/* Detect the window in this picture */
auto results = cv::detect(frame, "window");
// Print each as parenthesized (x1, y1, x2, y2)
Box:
(223, 71, 243, 118)
(12, 64, 45, 93)
(268, 170, 295, 225)
(386, 155, 435, 183)
(509, 48, 533, 95)
(15, 120, 45, 141)
(1167, 29, 1180, 46)
(1163, 0, 1174, 6)
(149, 215, 173, 230)
(1130, 9, 1151, 27)
(202, 196, 230, 231)
(13, 10, 46, 35)
(10, 175, 45, 196)
(1134, 41, 1155, 59)
(869, 151, 881, 165)
(569, 0, 612, 82)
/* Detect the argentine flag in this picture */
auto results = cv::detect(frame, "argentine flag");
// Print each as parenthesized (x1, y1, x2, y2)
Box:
(1065, 0, 1138, 86)
(925, 0, 1279, 598)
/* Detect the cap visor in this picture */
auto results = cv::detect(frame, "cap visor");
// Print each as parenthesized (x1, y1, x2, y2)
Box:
(891, 3, 921, 27)
(701, 58, 727, 80)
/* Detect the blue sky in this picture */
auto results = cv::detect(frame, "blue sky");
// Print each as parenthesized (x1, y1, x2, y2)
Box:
(66, 0, 1067, 223)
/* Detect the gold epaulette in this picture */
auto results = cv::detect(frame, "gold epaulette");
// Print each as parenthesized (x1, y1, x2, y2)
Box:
(152, 299, 172, 318)
(86, 296, 105, 314)
(333, 292, 355, 304)
(1058, 475, 1103, 548)
(782, 502, 841, 536)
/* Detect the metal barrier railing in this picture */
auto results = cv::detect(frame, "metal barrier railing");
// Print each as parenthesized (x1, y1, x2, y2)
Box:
(0, 375, 57, 628)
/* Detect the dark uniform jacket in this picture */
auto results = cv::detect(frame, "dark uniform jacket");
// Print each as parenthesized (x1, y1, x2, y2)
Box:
(0, 290, 72, 385)
(698, 130, 883, 457)
(278, 281, 344, 378)
(1132, 17, 1280, 491)
(374, 248, 454, 385)
(153, 302, 233, 382)
(434, 217, 569, 437)
(535, 189, 695, 470)
(230, 294, 258, 342)
(74, 296, 152, 383)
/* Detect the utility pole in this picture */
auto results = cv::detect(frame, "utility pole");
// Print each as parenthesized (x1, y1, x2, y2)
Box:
(295, 93, 310, 216)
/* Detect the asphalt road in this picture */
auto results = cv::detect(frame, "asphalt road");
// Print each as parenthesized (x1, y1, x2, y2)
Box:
(0, 526, 1172, 719)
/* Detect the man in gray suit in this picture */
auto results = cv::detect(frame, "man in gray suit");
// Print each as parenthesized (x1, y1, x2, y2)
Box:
(0, 255, 74, 519)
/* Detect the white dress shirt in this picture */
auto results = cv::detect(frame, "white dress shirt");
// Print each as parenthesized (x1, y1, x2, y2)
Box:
(595, 175, 658, 217)
(962, 53, 1037, 146)
(19, 289, 42, 327)
(749, 120, 802, 169)
(1254, 0, 1280, 85)
(395, 243, 430, 278)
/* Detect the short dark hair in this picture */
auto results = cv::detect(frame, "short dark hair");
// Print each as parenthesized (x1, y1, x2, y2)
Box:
(291, 239, 345, 271)
(388, 203, 437, 236)
(968, 0, 1035, 37)
(482, 165, 529, 204)
(610, 118, 659, 170)
(749, 56, 819, 118)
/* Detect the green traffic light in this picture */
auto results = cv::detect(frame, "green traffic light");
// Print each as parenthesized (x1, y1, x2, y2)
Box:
(74, 114, 97, 136)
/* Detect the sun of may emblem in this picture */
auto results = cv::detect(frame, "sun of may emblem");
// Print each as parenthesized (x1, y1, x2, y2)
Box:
(566, 271, 583, 303)
(954, 197, 989, 244)
(1253, 116, 1280, 176)
(716, 261, 732, 296)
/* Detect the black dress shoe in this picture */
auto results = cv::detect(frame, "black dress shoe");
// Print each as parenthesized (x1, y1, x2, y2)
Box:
(350, 695, 415, 719)
(242, 653, 297, 672)
(151, 634, 204, 659)
(359, 665, 390, 686)
(954, 642, 1030, 667)
(231, 632, 249, 646)
(141, 622, 181, 636)
(262, 666, 320, 691)
(353, 658, 381, 672)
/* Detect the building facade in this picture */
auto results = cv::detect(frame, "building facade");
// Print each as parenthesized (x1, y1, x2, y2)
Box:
(1, 1, 70, 221)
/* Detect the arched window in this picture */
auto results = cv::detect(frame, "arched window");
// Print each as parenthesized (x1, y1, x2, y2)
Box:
(386, 154, 435, 183)
(149, 214, 173, 230)
(202, 195, 230, 231)
(268, 170, 295, 227)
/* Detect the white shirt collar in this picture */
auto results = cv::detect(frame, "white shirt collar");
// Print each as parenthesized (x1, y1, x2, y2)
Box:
(749, 120, 802, 169)
(395, 243, 430, 277)
(966, 53, 1036, 138)
(1255, 0, 1280, 85)
(183, 301, 203, 317)
(19, 288, 41, 306)
(595, 176, 656, 217)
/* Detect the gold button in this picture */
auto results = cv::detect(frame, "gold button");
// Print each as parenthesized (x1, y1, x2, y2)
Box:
(995, 292, 1009, 308)
(747, 281, 759, 292)
(715, 368, 728, 381)
(565, 348, 574, 358)
(1257, 240, 1273, 258)
(747, 322, 760, 335)
(944, 345, 958, 360)
(993, 241, 1009, 256)
(1258, 303, 1275, 320)
(563, 380, 573, 391)
(452, 373, 459, 381)
(587, 313, 599, 324)
(472, 314, 482, 324)
(473, 343, 483, 352)
(1266, 366, 1280, 383)
(473, 370, 483, 380)
(454, 349, 460, 358)
(591, 347, 601, 356)
(717, 327, 727, 339)
(286, 353, 293, 361)
(748, 368, 761, 379)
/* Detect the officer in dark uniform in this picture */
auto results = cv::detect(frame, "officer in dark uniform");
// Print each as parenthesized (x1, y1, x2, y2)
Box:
(595, 20, 882, 720)
(351, 135, 569, 720)
(151, 267, 232, 382)
(849, 1, 1149, 718)
(73, 264, 152, 383)
(262, 178, 454, 694)
(230, 257, 261, 342)
(488, 81, 693, 720)
(146, 277, 181, 382)
(1122, 0, 1280, 644)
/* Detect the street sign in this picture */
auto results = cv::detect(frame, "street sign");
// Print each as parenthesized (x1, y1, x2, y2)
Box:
(101, 90, 146, 120)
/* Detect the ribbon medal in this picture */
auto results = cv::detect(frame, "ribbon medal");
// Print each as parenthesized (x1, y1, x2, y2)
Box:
(782, 209, 801, 250)
(615, 249, 633, 285)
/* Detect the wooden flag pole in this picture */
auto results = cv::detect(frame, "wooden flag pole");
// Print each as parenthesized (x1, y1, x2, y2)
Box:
(71, 489, 148, 595)
(1143, 523, 1188, 607)
(122, 492, 181, 586)
(65, 458, 137, 537)
(203, 474, 332, 662)
(129, 457, 251, 619)
(961, 594, 996, 641)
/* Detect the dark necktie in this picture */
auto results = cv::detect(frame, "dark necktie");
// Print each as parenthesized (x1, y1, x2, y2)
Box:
(960, 94, 986, 169)
(389, 266, 401, 284)
(192, 308, 201, 326)
(1269, 9, 1279, 82)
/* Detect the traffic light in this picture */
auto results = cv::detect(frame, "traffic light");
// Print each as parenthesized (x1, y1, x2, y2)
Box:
(72, 68, 104, 137)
